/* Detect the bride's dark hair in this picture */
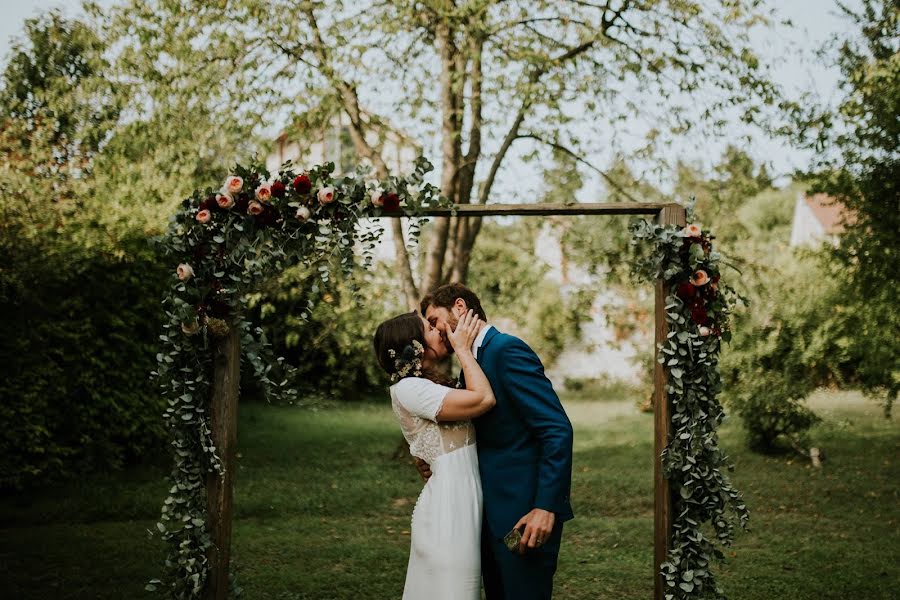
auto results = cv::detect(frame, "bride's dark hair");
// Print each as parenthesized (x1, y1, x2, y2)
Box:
(373, 311, 453, 386)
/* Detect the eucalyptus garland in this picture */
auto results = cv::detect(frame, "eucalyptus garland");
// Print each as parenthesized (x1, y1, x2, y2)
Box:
(630, 205, 750, 600)
(146, 157, 446, 597)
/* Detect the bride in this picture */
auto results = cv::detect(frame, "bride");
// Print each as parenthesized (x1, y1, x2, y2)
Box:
(373, 309, 495, 600)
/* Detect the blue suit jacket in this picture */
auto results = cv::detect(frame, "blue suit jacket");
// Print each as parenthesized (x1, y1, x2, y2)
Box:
(470, 327, 574, 542)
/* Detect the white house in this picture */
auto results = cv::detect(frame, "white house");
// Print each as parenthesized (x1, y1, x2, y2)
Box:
(789, 192, 852, 247)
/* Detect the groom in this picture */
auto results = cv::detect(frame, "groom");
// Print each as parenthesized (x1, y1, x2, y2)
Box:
(418, 283, 574, 600)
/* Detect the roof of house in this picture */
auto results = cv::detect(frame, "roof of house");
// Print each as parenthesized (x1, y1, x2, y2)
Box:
(803, 193, 853, 234)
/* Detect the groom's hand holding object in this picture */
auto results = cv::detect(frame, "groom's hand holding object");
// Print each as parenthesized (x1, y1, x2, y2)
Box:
(514, 508, 556, 554)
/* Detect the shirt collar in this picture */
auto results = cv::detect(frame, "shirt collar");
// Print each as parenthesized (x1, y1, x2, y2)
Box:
(472, 324, 493, 359)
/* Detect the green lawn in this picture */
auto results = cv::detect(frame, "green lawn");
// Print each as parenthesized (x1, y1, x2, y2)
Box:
(1, 389, 897, 599)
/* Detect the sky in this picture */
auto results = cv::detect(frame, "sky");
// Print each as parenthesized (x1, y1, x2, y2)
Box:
(0, 0, 860, 196)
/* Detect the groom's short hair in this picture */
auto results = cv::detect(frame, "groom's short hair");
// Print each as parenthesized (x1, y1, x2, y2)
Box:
(421, 283, 488, 322)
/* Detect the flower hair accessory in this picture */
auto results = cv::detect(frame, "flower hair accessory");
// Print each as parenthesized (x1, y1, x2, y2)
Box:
(388, 339, 424, 382)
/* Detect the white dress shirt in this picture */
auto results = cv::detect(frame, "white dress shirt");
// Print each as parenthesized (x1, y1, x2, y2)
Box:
(472, 324, 493, 360)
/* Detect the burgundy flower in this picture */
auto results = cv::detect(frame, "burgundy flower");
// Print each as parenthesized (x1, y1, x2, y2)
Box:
(293, 174, 312, 194)
(690, 302, 709, 326)
(272, 181, 286, 197)
(200, 194, 217, 212)
(382, 192, 401, 212)
(260, 206, 280, 226)
(676, 281, 696, 299)
(204, 299, 230, 318)
(234, 195, 250, 213)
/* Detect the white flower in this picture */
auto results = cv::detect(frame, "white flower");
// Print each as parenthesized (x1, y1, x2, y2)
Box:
(317, 186, 335, 205)
(224, 175, 243, 195)
(370, 188, 385, 207)
(176, 263, 195, 281)
(698, 326, 711, 336)
(295, 206, 311, 222)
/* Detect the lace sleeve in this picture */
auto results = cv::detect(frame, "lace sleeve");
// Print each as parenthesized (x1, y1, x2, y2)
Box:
(392, 377, 452, 422)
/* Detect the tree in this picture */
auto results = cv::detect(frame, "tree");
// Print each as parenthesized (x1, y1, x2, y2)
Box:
(799, 0, 899, 415)
(97, 0, 784, 308)
(0, 9, 117, 238)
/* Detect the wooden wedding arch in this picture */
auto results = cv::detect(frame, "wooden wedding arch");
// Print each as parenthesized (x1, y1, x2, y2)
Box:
(205, 201, 686, 600)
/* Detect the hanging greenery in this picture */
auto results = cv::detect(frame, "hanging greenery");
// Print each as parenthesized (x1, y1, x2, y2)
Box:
(630, 205, 750, 600)
(146, 157, 446, 597)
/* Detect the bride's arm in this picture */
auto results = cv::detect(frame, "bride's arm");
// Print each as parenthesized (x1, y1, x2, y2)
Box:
(435, 311, 495, 421)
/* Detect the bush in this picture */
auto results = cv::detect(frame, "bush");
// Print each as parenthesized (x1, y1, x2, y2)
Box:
(244, 264, 400, 400)
(720, 187, 838, 452)
(0, 232, 169, 489)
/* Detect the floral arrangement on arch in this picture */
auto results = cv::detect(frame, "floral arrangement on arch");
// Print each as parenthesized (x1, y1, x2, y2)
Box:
(148, 157, 446, 598)
(673, 222, 731, 341)
(630, 206, 749, 600)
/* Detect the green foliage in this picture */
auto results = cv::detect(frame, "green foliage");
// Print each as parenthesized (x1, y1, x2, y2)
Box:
(799, 0, 899, 414)
(716, 184, 830, 453)
(151, 157, 444, 597)
(0, 9, 118, 239)
(631, 213, 748, 600)
(245, 264, 400, 399)
(0, 11, 169, 490)
(0, 233, 168, 490)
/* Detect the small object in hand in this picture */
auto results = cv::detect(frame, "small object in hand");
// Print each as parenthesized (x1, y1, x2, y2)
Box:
(503, 527, 522, 552)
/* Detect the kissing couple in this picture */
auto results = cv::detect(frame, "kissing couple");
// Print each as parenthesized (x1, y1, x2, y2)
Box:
(373, 283, 575, 600)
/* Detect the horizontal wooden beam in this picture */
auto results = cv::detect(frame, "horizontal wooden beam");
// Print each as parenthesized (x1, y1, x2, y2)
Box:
(374, 202, 670, 217)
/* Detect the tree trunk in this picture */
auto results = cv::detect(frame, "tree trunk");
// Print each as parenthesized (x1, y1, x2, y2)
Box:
(422, 18, 464, 294)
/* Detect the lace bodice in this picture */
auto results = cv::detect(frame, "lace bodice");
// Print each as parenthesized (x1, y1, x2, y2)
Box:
(390, 377, 476, 466)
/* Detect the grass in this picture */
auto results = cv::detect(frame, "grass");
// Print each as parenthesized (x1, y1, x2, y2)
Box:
(0, 389, 897, 599)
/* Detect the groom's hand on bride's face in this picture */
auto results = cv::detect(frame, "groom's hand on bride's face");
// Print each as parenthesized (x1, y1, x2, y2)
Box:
(414, 457, 432, 481)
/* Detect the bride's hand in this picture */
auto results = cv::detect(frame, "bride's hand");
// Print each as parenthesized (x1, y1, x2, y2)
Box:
(447, 309, 482, 354)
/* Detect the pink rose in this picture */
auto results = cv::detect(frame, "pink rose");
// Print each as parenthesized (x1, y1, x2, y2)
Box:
(317, 187, 335, 205)
(216, 191, 235, 209)
(196, 209, 212, 224)
(256, 183, 272, 203)
(370, 188, 385, 207)
(176, 263, 195, 281)
(248, 201, 264, 216)
(295, 206, 311, 222)
(224, 176, 243, 194)
(698, 326, 711, 336)
(683, 223, 702, 238)
(690, 269, 709, 286)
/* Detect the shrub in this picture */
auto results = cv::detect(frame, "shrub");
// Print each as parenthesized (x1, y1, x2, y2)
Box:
(0, 233, 169, 489)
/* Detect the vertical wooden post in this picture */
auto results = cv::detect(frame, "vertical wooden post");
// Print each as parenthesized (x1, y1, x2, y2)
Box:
(205, 324, 241, 600)
(653, 204, 686, 600)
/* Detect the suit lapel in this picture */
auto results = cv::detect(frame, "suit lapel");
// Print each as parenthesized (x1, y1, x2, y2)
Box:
(477, 326, 501, 362)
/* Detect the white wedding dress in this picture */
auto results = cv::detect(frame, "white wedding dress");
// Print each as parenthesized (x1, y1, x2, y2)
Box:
(390, 377, 482, 600)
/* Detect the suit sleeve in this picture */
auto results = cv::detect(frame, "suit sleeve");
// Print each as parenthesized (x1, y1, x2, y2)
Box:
(499, 337, 574, 515)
